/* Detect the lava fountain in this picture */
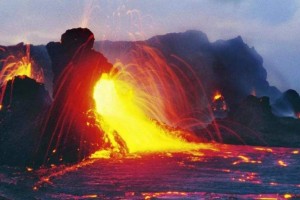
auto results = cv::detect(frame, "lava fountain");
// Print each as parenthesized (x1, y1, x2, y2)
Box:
(93, 73, 200, 153)
(0, 44, 44, 85)
(40, 29, 217, 164)
(0, 44, 44, 108)
(92, 46, 217, 155)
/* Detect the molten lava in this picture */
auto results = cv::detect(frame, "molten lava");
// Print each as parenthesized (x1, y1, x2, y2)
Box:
(0, 45, 44, 85)
(213, 91, 223, 101)
(0, 44, 44, 109)
(212, 90, 228, 113)
(93, 73, 202, 154)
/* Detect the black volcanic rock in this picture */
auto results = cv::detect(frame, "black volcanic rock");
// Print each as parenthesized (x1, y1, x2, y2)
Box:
(272, 89, 300, 117)
(212, 37, 281, 107)
(147, 30, 211, 56)
(36, 28, 114, 166)
(198, 95, 300, 147)
(0, 76, 51, 166)
(229, 96, 276, 131)
(46, 28, 98, 89)
(1, 76, 51, 110)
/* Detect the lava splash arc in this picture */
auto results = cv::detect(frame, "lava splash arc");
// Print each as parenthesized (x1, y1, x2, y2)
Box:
(0, 45, 44, 85)
(93, 73, 202, 154)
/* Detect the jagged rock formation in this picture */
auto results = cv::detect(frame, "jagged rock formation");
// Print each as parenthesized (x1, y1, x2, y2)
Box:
(198, 95, 300, 147)
(36, 28, 113, 165)
(212, 36, 281, 106)
(0, 76, 51, 166)
(272, 89, 300, 117)
(46, 28, 96, 88)
(0, 28, 115, 167)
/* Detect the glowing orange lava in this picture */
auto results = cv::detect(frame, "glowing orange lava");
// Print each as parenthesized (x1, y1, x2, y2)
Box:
(284, 194, 292, 199)
(292, 150, 299, 154)
(92, 73, 208, 154)
(0, 45, 44, 85)
(89, 45, 219, 156)
(213, 91, 223, 101)
(278, 160, 288, 167)
(0, 44, 44, 109)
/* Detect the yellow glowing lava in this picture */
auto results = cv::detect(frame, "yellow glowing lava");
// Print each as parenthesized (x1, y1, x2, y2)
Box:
(284, 194, 292, 199)
(0, 45, 44, 85)
(93, 73, 200, 153)
(213, 91, 223, 101)
(0, 56, 32, 83)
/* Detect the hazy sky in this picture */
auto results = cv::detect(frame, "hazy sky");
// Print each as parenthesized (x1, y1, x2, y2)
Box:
(0, 0, 299, 92)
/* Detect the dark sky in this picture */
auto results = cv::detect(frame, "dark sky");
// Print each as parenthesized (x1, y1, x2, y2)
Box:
(0, 0, 299, 92)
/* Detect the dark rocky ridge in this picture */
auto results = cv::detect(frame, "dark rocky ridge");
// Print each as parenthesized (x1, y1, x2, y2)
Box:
(0, 30, 286, 112)
(0, 76, 51, 166)
(198, 95, 300, 147)
(272, 89, 300, 117)
(95, 30, 282, 109)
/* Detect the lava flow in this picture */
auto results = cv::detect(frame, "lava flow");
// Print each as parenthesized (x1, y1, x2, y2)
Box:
(93, 72, 208, 154)
(89, 43, 219, 156)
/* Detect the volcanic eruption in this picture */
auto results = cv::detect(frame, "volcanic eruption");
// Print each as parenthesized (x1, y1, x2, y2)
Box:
(0, 44, 50, 166)
(0, 44, 44, 108)
(1, 28, 299, 169)
(33, 28, 213, 166)
(0, 44, 44, 84)
(92, 73, 200, 154)
(0, 27, 300, 199)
